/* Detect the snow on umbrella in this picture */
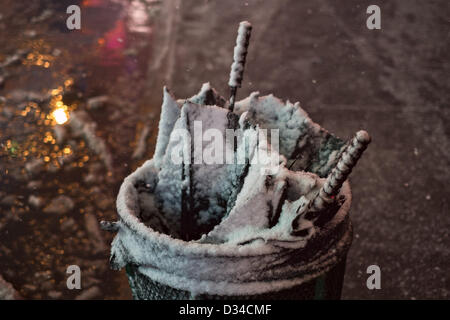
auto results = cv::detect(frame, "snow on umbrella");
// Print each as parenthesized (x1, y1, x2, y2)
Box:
(102, 21, 371, 299)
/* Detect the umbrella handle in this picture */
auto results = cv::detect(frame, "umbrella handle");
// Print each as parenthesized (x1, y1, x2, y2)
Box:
(228, 21, 252, 111)
(311, 130, 371, 212)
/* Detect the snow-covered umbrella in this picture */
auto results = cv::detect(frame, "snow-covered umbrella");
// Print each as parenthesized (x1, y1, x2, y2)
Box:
(102, 21, 371, 300)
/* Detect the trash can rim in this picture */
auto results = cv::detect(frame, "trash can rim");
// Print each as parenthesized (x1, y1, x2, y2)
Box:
(115, 159, 352, 258)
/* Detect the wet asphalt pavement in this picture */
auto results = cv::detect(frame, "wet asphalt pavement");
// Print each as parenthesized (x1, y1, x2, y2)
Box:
(0, 0, 448, 299)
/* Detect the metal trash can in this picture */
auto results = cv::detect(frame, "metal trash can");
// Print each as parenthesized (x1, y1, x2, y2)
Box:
(107, 160, 353, 300)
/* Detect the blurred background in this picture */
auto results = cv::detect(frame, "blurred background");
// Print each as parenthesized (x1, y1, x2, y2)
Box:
(0, 0, 448, 299)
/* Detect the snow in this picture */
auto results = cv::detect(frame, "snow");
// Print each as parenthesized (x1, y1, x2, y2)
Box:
(229, 21, 252, 88)
(187, 82, 227, 107)
(111, 161, 352, 295)
(183, 102, 238, 237)
(132, 124, 151, 160)
(109, 84, 357, 296)
(155, 97, 259, 239)
(43, 195, 74, 215)
(69, 110, 114, 171)
(153, 87, 181, 169)
(153, 83, 233, 235)
(0, 275, 21, 300)
(153, 106, 189, 232)
(234, 92, 346, 177)
(111, 156, 352, 295)
(199, 154, 287, 244)
(199, 165, 327, 246)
